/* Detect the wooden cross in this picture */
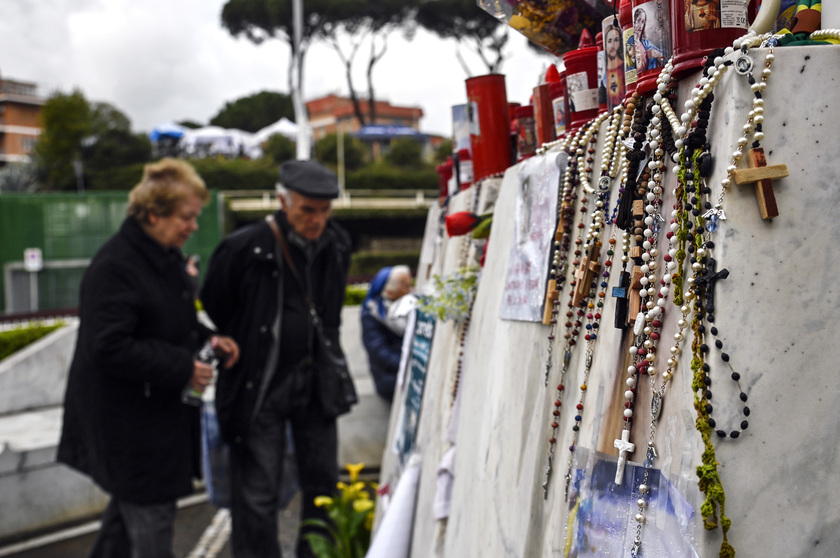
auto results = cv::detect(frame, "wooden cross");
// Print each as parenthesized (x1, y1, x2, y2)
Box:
(542, 278, 559, 325)
(630, 200, 645, 260)
(612, 270, 631, 329)
(573, 241, 602, 307)
(732, 147, 788, 220)
(542, 216, 568, 325)
(627, 266, 644, 326)
(633, 199, 645, 220)
(614, 428, 635, 485)
(694, 257, 729, 315)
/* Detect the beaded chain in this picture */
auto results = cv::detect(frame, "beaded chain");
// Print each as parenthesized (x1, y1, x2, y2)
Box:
(629, 32, 776, 558)
(562, 161, 618, 499)
(692, 42, 775, 441)
(450, 180, 484, 405)
(543, 139, 584, 386)
(541, 112, 613, 497)
(542, 126, 590, 498)
(616, 96, 675, 494)
(450, 298, 475, 406)
(627, 57, 706, 558)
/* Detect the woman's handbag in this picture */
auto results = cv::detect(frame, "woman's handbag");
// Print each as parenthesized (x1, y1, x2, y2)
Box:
(201, 397, 230, 508)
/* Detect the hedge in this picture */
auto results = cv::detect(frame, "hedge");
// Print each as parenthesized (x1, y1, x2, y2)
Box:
(191, 158, 277, 191)
(349, 250, 420, 279)
(345, 284, 367, 306)
(74, 158, 438, 194)
(344, 165, 438, 191)
(0, 322, 65, 362)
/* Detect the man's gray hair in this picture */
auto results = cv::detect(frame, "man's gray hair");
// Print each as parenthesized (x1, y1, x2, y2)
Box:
(276, 182, 293, 207)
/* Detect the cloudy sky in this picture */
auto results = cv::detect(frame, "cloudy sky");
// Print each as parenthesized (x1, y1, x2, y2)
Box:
(0, 0, 556, 137)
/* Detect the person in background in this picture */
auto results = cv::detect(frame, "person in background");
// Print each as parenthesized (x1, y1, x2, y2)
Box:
(200, 159, 355, 558)
(57, 158, 239, 558)
(361, 265, 415, 402)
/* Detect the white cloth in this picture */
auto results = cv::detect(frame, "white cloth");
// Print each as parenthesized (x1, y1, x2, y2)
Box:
(366, 455, 422, 558)
(433, 446, 457, 520)
(383, 293, 418, 336)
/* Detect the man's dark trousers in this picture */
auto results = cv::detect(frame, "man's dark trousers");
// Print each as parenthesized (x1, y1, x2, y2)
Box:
(229, 385, 338, 558)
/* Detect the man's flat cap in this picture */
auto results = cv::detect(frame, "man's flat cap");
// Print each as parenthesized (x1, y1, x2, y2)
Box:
(278, 160, 339, 199)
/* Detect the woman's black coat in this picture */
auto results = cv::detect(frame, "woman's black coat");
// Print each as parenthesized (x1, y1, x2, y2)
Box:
(57, 217, 210, 504)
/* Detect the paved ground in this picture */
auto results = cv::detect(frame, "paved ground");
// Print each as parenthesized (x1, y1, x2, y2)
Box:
(0, 306, 387, 558)
(1, 493, 301, 558)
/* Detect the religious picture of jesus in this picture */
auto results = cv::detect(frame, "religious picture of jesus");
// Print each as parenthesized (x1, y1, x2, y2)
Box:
(633, 3, 668, 71)
(602, 17, 625, 110)
(685, 0, 721, 32)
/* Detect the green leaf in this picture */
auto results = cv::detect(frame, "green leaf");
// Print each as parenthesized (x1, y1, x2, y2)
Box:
(302, 532, 341, 558)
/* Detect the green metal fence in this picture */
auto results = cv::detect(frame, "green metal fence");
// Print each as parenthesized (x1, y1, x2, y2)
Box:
(0, 191, 222, 314)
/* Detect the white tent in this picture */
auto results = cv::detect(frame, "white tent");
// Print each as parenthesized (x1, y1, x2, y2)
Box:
(179, 126, 258, 158)
(253, 117, 302, 144)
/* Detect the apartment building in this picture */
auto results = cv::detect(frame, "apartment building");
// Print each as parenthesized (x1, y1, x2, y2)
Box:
(306, 94, 424, 140)
(306, 94, 429, 161)
(0, 76, 44, 166)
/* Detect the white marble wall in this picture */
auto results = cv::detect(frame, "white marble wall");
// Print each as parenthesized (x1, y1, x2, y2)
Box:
(379, 44, 840, 557)
(0, 321, 77, 414)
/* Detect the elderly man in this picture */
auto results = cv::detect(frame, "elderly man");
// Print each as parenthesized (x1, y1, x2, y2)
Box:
(200, 159, 355, 558)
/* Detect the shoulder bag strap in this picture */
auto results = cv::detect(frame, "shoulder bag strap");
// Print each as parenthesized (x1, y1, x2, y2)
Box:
(266, 215, 323, 333)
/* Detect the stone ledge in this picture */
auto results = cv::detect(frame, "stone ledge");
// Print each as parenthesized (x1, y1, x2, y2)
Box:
(0, 321, 78, 416)
(0, 406, 61, 476)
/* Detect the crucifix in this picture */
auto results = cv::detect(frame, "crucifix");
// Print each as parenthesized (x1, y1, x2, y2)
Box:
(627, 266, 644, 327)
(542, 216, 568, 325)
(612, 271, 631, 329)
(573, 241, 602, 307)
(695, 257, 729, 315)
(732, 147, 788, 220)
(614, 428, 635, 485)
(542, 280, 559, 325)
(630, 200, 645, 261)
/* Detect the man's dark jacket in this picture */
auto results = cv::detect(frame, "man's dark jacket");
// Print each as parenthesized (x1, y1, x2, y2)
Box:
(57, 217, 207, 504)
(199, 210, 352, 446)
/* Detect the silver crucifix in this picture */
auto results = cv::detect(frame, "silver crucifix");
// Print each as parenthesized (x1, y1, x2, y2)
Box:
(614, 428, 635, 485)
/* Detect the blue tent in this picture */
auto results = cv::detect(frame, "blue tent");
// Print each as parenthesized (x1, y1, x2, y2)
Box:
(149, 122, 187, 142)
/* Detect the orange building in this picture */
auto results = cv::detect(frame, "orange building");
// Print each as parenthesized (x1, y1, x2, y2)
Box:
(306, 94, 423, 140)
(0, 76, 43, 166)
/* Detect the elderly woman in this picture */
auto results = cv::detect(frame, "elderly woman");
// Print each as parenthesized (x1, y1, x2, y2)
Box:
(361, 265, 415, 402)
(58, 158, 238, 558)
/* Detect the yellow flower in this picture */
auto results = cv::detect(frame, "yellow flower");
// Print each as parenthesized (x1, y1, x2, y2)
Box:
(337, 481, 348, 491)
(353, 499, 375, 513)
(345, 462, 364, 482)
(314, 496, 334, 508)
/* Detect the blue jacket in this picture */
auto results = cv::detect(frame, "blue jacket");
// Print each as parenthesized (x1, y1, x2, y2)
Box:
(361, 268, 402, 401)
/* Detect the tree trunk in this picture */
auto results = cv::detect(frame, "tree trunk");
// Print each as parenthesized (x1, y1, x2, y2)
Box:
(331, 35, 367, 129)
(366, 32, 389, 125)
